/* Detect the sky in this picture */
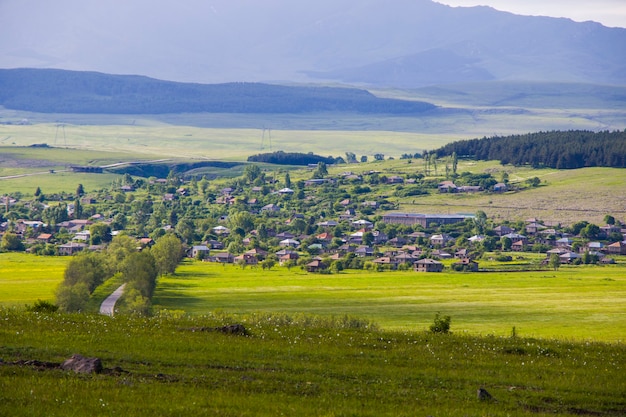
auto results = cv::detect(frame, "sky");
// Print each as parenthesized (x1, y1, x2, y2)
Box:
(437, 0, 626, 28)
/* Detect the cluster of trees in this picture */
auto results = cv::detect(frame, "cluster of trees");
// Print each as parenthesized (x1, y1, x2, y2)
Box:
(55, 234, 183, 314)
(247, 151, 336, 166)
(0, 68, 435, 115)
(433, 130, 626, 169)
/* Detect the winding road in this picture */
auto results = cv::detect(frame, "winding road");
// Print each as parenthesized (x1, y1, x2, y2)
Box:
(99, 284, 126, 316)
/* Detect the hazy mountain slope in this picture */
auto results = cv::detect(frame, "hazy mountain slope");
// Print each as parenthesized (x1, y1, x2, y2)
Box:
(0, 68, 436, 114)
(0, 0, 624, 87)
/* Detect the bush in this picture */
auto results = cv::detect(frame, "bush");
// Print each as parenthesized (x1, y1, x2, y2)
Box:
(25, 299, 59, 313)
(429, 312, 451, 334)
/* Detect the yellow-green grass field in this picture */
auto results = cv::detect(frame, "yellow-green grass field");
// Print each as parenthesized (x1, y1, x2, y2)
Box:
(0, 123, 451, 161)
(154, 261, 626, 342)
(0, 253, 68, 305)
(2, 253, 625, 342)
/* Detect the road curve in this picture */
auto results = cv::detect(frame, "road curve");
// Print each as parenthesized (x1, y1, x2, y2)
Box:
(99, 284, 126, 316)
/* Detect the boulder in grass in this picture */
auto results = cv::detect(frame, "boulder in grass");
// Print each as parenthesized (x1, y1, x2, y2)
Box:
(477, 387, 494, 401)
(61, 354, 103, 374)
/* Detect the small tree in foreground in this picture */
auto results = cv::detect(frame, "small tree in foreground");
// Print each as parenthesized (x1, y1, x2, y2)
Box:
(429, 312, 451, 334)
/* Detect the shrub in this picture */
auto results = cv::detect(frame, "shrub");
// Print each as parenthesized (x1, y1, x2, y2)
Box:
(429, 312, 451, 334)
(25, 299, 59, 313)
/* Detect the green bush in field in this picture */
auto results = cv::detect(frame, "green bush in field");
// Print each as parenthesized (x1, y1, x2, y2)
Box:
(429, 312, 451, 333)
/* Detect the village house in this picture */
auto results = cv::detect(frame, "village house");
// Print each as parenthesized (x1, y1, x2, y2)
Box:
(493, 225, 515, 237)
(212, 252, 234, 263)
(452, 258, 479, 272)
(414, 258, 443, 272)
(58, 242, 87, 256)
(190, 245, 210, 259)
(606, 241, 626, 255)
(355, 245, 374, 257)
(430, 234, 451, 246)
(373, 256, 400, 269)
(438, 181, 457, 193)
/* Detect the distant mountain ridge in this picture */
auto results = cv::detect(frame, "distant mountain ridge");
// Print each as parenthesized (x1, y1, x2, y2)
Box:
(1, 0, 624, 87)
(0, 68, 435, 115)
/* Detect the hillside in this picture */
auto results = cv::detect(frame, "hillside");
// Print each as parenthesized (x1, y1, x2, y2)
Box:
(0, 69, 436, 115)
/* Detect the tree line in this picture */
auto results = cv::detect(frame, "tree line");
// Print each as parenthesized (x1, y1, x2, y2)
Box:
(432, 130, 626, 169)
(247, 151, 336, 166)
(56, 234, 183, 315)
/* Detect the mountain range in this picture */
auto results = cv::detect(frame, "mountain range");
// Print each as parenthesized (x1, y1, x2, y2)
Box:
(1, 0, 625, 87)
(0, 68, 436, 115)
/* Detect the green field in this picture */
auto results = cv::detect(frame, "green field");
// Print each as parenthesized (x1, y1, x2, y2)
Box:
(153, 261, 626, 342)
(0, 253, 68, 305)
(3, 253, 625, 342)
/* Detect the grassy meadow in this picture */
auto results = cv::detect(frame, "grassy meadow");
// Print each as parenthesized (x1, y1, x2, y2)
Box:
(2, 253, 625, 415)
(1, 307, 624, 417)
(154, 260, 626, 342)
(0, 253, 68, 305)
(3, 253, 625, 342)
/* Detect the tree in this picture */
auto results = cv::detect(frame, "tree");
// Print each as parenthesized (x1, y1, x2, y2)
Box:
(313, 162, 328, 179)
(429, 312, 451, 334)
(549, 253, 561, 271)
(360, 155, 368, 163)
(55, 282, 90, 313)
(89, 223, 112, 245)
(429, 153, 438, 176)
(363, 231, 374, 247)
(284, 172, 291, 188)
(76, 183, 85, 197)
(374, 153, 385, 161)
(525, 177, 541, 187)
(244, 164, 262, 183)
(151, 233, 183, 275)
(473, 210, 487, 235)
(105, 234, 138, 274)
(500, 236, 512, 251)
(451, 152, 458, 175)
(123, 251, 158, 298)
(1, 233, 25, 251)
(62, 251, 108, 292)
(604, 215, 615, 225)
(34, 187, 41, 197)
(345, 152, 357, 164)
(580, 224, 600, 240)
(228, 211, 255, 234)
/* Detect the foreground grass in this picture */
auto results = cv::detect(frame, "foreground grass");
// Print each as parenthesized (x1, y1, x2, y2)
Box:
(0, 309, 624, 416)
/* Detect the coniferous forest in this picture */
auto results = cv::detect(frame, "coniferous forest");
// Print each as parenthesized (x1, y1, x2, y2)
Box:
(433, 130, 626, 169)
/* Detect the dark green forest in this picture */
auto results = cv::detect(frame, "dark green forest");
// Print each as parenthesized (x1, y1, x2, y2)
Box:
(247, 151, 335, 166)
(0, 68, 435, 115)
(433, 130, 626, 169)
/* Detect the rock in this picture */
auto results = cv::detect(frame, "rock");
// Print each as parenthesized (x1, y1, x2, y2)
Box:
(61, 354, 103, 374)
(217, 324, 247, 335)
(477, 387, 494, 401)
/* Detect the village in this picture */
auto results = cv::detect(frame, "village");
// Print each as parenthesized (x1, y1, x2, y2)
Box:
(2, 163, 624, 274)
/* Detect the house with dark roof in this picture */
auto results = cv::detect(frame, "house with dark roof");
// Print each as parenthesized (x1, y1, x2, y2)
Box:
(414, 259, 443, 272)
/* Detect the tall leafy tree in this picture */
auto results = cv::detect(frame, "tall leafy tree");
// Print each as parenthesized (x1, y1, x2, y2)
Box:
(151, 233, 184, 276)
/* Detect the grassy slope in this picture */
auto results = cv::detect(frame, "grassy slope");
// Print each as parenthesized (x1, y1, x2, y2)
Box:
(1, 309, 624, 417)
(331, 158, 626, 224)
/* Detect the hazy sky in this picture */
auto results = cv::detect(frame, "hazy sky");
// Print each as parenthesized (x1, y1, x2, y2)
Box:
(437, 0, 626, 28)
